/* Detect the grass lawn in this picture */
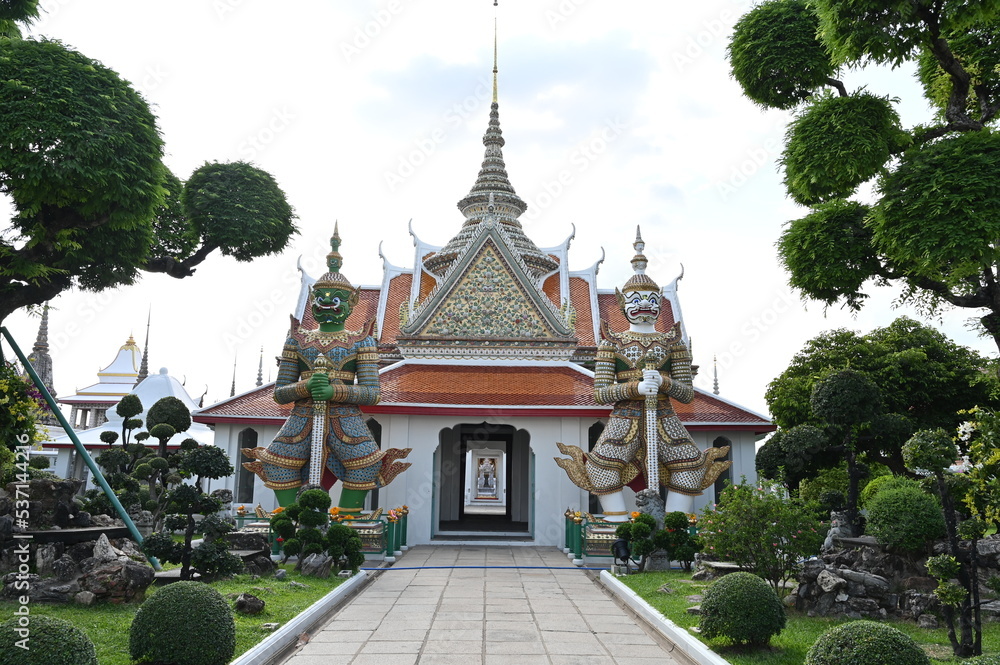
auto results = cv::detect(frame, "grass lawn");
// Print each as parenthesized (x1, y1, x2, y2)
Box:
(1, 565, 347, 665)
(620, 570, 1000, 665)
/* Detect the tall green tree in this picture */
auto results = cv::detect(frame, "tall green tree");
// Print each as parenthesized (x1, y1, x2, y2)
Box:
(0, 7, 297, 324)
(760, 317, 996, 489)
(728, 0, 1000, 351)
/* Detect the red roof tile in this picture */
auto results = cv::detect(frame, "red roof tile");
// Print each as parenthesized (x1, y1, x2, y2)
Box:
(379, 273, 412, 344)
(570, 277, 596, 347)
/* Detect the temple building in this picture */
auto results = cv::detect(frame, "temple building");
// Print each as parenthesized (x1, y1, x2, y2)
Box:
(194, 72, 774, 546)
(58, 336, 142, 430)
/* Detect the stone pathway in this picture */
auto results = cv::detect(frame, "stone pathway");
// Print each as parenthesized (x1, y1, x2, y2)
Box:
(279, 545, 690, 665)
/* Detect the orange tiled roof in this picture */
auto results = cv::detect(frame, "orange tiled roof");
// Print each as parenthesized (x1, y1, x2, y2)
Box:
(570, 276, 596, 346)
(379, 273, 412, 344)
(379, 364, 595, 406)
(542, 274, 560, 308)
(195, 367, 771, 429)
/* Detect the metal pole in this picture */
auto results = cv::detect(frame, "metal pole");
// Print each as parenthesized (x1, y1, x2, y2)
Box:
(1, 327, 160, 569)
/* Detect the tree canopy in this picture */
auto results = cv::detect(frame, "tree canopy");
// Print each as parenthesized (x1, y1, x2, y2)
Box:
(0, 9, 297, 323)
(760, 317, 997, 484)
(729, 0, 1000, 350)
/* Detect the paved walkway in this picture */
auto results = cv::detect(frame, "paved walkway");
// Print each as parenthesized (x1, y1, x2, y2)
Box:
(280, 545, 690, 665)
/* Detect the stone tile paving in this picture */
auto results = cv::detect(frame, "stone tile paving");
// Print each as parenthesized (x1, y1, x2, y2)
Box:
(279, 545, 689, 665)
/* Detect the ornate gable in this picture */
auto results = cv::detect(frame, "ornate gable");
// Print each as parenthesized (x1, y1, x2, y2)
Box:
(396, 224, 576, 359)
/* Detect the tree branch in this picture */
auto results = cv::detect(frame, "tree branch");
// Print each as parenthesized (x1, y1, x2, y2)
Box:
(825, 78, 848, 97)
(142, 242, 218, 279)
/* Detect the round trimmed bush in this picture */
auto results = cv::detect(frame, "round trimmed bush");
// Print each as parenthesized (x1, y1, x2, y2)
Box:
(0, 615, 97, 665)
(860, 474, 921, 507)
(806, 620, 929, 665)
(698, 571, 785, 646)
(129, 580, 235, 665)
(965, 656, 1000, 665)
(865, 485, 945, 552)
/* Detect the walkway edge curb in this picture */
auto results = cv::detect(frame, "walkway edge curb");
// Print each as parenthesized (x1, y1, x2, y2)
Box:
(230, 571, 370, 665)
(599, 570, 730, 665)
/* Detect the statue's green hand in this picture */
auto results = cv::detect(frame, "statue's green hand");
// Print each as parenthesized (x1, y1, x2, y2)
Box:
(308, 372, 334, 401)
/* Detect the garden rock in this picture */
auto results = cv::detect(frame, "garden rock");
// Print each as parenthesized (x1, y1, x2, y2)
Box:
(78, 560, 154, 602)
(917, 613, 939, 629)
(234, 592, 265, 615)
(74, 590, 96, 605)
(300, 553, 334, 578)
(274, 569, 287, 580)
(52, 553, 78, 581)
(817, 569, 847, 593)
(2, 572, 80, 603)
(34, 543, 58, 576)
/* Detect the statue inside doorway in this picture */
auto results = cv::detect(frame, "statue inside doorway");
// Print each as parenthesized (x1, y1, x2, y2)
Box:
(555, 228, 731, 520)
(242, 225, 411, 514)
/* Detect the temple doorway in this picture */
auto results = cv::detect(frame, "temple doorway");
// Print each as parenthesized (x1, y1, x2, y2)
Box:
(434, 423, 532, 538)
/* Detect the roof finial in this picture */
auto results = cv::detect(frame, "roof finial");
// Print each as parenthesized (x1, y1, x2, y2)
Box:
(492, 6, 498, 104)
(256, 346, 264, 388)
(137, 307, 151, 385)
(713, 355, 720, 395)
(230, 355, 237, 397)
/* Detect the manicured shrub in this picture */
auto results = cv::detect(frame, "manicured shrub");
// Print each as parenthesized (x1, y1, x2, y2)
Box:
(865, 485, 945, 552)
(806, 620, 929, 665)
(0, 615, 97, 665)
(129, 580, 235, 665)
(859, 473, 921, 507)
(698, 571, 786, 646)
(965, 656, 1000, 665)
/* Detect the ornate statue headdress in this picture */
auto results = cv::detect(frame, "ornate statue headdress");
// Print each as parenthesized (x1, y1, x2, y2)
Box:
(616, 226, 659, 308)
(314, 222, 359, 307)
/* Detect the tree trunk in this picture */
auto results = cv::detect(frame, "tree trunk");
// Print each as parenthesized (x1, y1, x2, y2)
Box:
(845, 432, 861, 536)
(180, 511, 196, 581)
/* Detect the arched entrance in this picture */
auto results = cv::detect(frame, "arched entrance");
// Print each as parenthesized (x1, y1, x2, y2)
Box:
(434, 423, 532, 538)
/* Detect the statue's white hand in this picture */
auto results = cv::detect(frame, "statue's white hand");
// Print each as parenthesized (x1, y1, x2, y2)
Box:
(638, 369, 661, 396)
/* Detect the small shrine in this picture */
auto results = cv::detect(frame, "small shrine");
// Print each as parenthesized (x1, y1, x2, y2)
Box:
(58, 336, 141, 430)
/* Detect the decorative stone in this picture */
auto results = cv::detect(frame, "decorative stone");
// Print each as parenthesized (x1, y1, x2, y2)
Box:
(917, 613, 939, 629)
(261, 623, 281, 631)
(817, 569, 847, 593)
(243, 553, 276, 577)
(92, 533, 125, 564)
(299, 553, 334, 578)
(52, 553, 78, 581)
(34, 543, 59, 577)
(78, 560, 155, 603)
(656, 583, 673, 594)
(288, 581, 308, 588)
(74, 590, 96, 606)
(274, 569, 287, 580)
(0, 515, 13, 542)
(686, 604, 701, 615)
(903, 576, 938, 592)
(234, 592, 265, 615)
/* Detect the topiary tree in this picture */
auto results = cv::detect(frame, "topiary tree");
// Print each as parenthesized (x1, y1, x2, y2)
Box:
(0, 615, 97, 665)
(129, 580, 235, 665)
(805, 620, 929, 665)
(728, 0, 1000, 354)
(141, 444, 241, 580)
(270, 489, 364, 575)
(859, 473, 921, 508)
(865, 485, 945, 553)
(146, 396, 191, 457)
(698, 571, 786, 647)
(0, 7, 298, 327)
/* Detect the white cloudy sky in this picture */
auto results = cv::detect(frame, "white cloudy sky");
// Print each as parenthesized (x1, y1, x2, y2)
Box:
(3, 0, 994, 418)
